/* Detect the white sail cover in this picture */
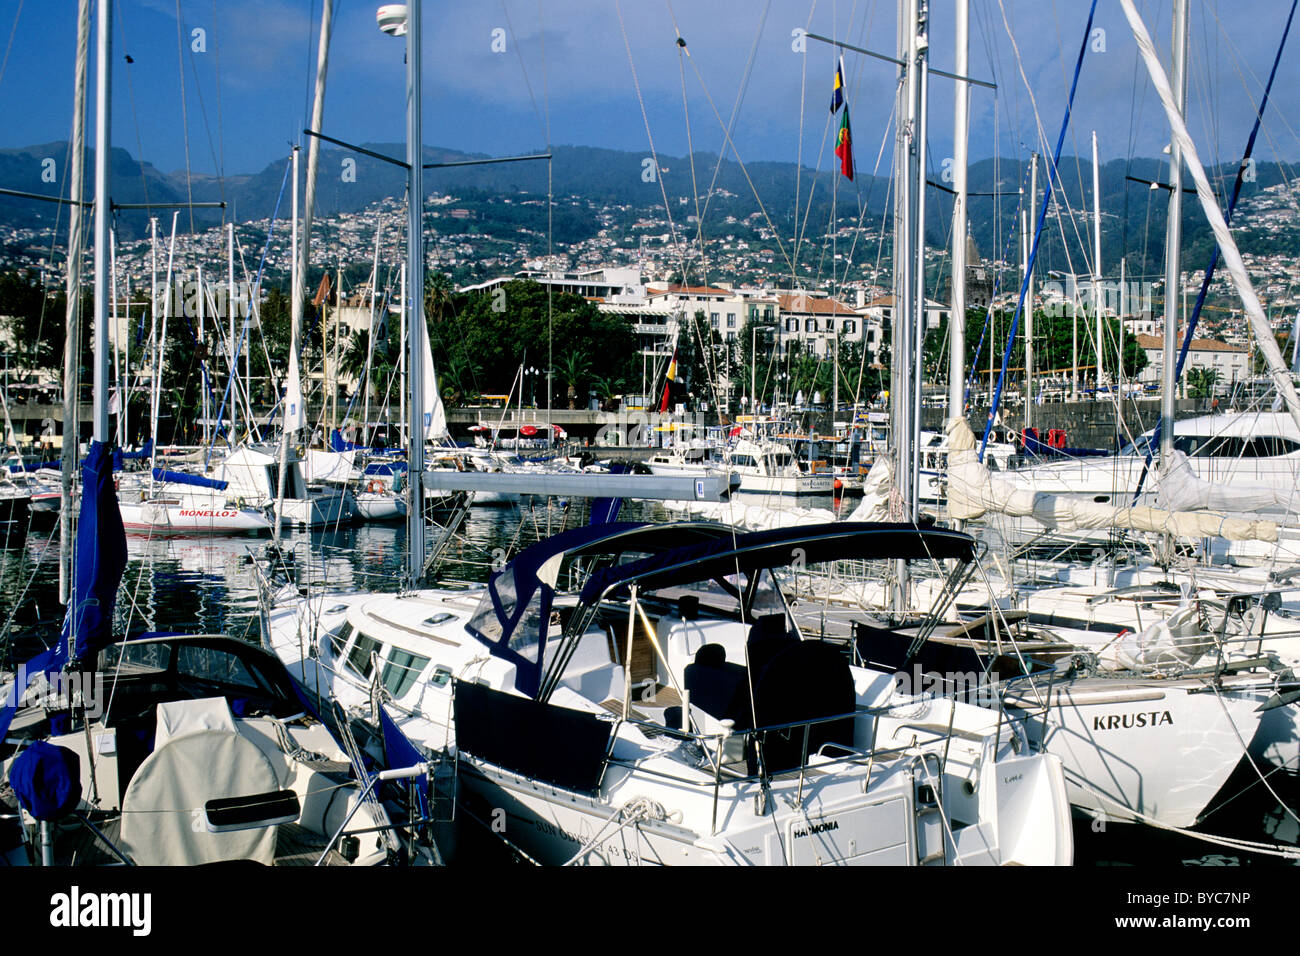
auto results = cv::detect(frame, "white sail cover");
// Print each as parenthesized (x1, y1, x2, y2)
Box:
(418, 314, 447, 441)
(119, 719, 280, 865)
(302, 448, 357, 483)
(944, 418, 1277, 542)
(847, 457, 896, 522)
(283, 351, 306, 433)
(1156, 450, 1297, 514)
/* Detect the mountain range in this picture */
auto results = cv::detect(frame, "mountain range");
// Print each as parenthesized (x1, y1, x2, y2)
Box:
(2, 140, 1296, 283)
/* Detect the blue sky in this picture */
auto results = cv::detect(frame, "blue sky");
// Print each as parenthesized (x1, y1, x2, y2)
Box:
(0, 0, 1298, 179)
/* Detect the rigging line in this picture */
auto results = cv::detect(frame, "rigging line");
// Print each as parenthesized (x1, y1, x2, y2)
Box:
(690, 2, 771, 232)
(793, 0, 820, 273)
(537, 0, 551, 145)
(613, 1, 690, 285)
(115, 5, 153, 211)
(1131, 0, 1298, 503)
(674, 23, 709, 286)
(0, 0, 20, 90)
(675, 42, 799, 280)
(212, 0, 224, 195)
(499, 0, 547, 143)
(980, 0, 1098, 460)
(173, 0, 196, 235)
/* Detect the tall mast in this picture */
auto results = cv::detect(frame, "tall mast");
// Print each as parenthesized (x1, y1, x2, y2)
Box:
(1160, 0, 1188, 461)
(909, 0, 929, 508)
(1024, 152, 1037, 427)
(1092, 130, 1103, 394)
(406, 0, 426, 587)
(274, 146, 300, 546)
(891, 0, 927, 611)
(199, 264, 208, 447)
(947, 0, 969, 418)
(92, 0, 110, 444)
(60, 0, 91, 605)
(228, 222, 237, 445)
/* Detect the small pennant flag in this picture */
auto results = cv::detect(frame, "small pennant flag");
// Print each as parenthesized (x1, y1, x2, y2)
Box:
(659, 347, 678, 414)
(835, 104, 854, 181)
(312, 273, 333, 308)
(830, 56, 845, 113)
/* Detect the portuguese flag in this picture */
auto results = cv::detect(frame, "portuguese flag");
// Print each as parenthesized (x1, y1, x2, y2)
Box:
(835, 104, 854, 181)
(659, 347, 678, 413)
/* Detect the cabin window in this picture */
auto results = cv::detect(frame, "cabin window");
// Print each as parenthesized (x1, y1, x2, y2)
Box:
(346, 633, 384, 678)
(176, 644, 263, 693)
(506, 591, 546, 663)
(422, 612, 456, 627)
(381, 649, 431, 699)
(329, 621, 354, 659)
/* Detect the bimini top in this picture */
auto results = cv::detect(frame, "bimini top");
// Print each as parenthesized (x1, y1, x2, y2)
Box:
(464, 520, 737, 696)
(463, 520, 974, 697)
(578, 521, 976, 604)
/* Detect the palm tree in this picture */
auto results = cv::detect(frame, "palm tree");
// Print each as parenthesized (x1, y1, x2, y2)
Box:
(555, 352, 592, 409)
(1186, 366, 1220, 402)
(589, 374, 624, 410)
(340, 328, 397, 404)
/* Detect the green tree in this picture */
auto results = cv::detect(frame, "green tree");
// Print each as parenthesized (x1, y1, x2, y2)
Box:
(432, 279, 638, 405)
(1186, 366, 1219, 400)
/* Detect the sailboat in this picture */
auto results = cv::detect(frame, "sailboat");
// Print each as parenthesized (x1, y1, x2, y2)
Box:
(0, 0, 434, 868)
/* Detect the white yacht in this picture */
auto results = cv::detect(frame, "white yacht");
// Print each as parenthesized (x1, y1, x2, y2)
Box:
(724, 438, 834, 495)
(260, 521, 1074, 866)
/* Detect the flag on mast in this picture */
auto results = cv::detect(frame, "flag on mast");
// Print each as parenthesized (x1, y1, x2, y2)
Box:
(659, 347, 678, 414)
(830, 56, 845, 113)
(835, 104, 854, 181)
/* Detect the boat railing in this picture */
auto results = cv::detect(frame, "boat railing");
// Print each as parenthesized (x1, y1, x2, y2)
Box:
(604, 699, 980, 836)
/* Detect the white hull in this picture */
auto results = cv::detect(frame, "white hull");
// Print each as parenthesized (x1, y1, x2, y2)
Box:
(1014, 679, 1260, 827)
(354, 491, 406, 521)
(119, 498, 272, 536)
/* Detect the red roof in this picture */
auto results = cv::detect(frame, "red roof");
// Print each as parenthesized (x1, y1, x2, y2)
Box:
(775, 294, 858, 316)
(647, 284, 732, 298)
(1135, 333, 1245, 353)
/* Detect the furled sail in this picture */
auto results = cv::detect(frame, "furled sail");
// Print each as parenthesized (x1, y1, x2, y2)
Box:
(944, 418, 1277, 542)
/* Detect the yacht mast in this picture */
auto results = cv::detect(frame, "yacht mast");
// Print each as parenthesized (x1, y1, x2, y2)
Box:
(947, 0, 969, 418)
(405, 0, 427, 586)
(1092, 130, 1102, 394)
(60, 0, 90, 604)
(1160, 0, 1189, 461)
(92, 0, 111, 445)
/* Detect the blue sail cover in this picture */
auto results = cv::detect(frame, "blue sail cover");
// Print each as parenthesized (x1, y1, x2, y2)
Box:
(589, 462, 629, 525)
(112, 439, 154, 470)
(380, 704, 429, 820)
(6, 460, 59, 474)
(330, 428, 406, 457)
(151, 467, 229, 491)
(0, 441, 127, 741)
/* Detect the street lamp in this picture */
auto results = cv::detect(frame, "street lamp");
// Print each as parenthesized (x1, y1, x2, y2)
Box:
(525, 366, 540, 407)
